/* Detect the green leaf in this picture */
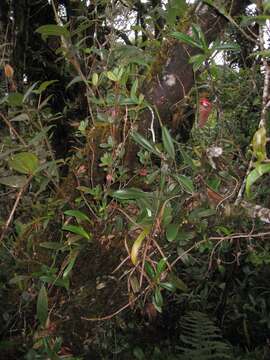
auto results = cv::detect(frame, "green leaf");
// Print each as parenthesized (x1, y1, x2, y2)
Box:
(112, 188, 149, 200)
(35, 80, 58, 94)
(252, 126, 267, 163)
(162, 126, 175, 160)
(92, 72, 99, 86)
(246, 163, 270, 197)
(167, 273, 188, 292)
(23, 82, 39, 103)
(106, 71, 118, 82)
(144, 261, 156, 279)
(63, 250, 79, 279)
(160, 282, 176, 292)
(62, 224, 91, 240)
(37, 285, 48, 327)
(166, 223, 179, 242)
(153, 287, 163, 312)
(191, 24, 207, 50)
(8, 152, 39, 175)
(213, 42, 240, 52)
(179, 147, 197, 170)
(10, 113, 30, 122)
(189, 54, 206, 71)
(66, 75, 83, 89)
(131, 131, 161, 157)
(156, 258, 167, 276)
(131, 79, 139, 100)
(0, 175, 27, 188)
(36, 24, 70, 38)
(175, 174, 194, 194)
(64, 209, 91, 223)
(7, 93, 24, 107)
(189, 208, 216, 220)
(39, 242, 66, 250)
(171, 31, 203, 49)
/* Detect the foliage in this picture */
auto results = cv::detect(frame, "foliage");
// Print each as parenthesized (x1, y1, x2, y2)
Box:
(1, 0, 270, 359)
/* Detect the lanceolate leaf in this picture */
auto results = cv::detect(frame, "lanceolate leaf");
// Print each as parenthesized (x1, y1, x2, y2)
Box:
(171, 32, 203, 49)
(64, 209, 91, 223)
(131, 131, 161, 157)
(162, 126, 175, 160)
(36, 24, 70, 38)
(246, 163, 270, 197)
(62, 224, 91, 240)
(37, 285, 48, 327)
(112, 188, 149, 200)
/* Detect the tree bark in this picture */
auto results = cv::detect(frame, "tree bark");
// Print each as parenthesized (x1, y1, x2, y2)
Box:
(141, 0, 250, 135)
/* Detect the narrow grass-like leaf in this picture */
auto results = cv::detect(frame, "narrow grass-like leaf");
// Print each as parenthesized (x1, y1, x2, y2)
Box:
(162, 126, 175, 160)
(64, 209, 91, 223)
(62, 224, 91, 240)
(131, 131, 161, 157)
(37, 285, 48, 327)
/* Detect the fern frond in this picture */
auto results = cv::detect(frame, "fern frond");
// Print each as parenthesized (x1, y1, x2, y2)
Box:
(178, 311, 233, 360)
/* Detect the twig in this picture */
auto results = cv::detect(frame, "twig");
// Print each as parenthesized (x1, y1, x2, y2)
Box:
(0, 176, 32, 244)
(0, 112, 27, 146)
(81, 285, 149, 321)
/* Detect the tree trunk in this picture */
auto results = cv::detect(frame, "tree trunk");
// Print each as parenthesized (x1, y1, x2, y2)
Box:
(122, 0, 250, 167)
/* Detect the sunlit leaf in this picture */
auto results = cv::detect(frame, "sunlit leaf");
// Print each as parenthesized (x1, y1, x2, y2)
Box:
(92, 72, 99, 86)
(131, 228, 150, 265)
(106, 71, 118, 82)
(252, 126, 267, 163)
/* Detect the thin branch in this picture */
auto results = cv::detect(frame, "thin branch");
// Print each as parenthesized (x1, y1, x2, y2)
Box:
(0, 176, 32, 244)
